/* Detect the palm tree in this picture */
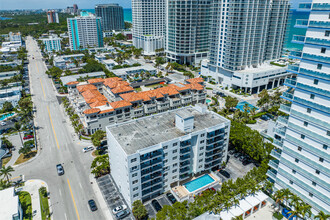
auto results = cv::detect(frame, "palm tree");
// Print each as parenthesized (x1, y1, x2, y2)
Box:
(14, 122, 24, 147)
(0, 166, 15, 183)
(315, 211, 330, 220)
(274, 188, 291, 210)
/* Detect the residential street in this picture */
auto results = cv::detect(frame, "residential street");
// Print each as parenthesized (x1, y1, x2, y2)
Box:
(11, 36, 107, 220)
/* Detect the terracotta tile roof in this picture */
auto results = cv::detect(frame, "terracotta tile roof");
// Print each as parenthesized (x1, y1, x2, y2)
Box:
(77, 84, 109, 108)
(99, 109, 115, 114)
(83, 108, 100, 114)
(66, 81, 79, 85)
(110, 100, 132, 109)
(77, 84, 98, 93)
(120, 92, 144, 102)
(186, 77, 204, 84)
(111, 85, 134, 94)
(88, 78, 104, 84)
(103, 77, 128, 88)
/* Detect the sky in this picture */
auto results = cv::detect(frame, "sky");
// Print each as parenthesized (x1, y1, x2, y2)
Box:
(0, 0, 304, 11)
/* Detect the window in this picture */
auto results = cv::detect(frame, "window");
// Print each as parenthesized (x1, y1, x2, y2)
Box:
(199, 159, 203, 162)
(327, 131, 330, 136)
(312, 182, 316, 186)
(172, 175, 177, 179)
(131, 158, 137, 163)
(172, 169, 177, 173)
(304, 121, 308, 127)
(321, 47, 326, 53)
(133, 187, 138, 191)
(310, 94, 315, 99)
(292, 169, 296, 174)
(173, 149, 177, 153)
(301, 134, 305, 139)
(325, 30, 330, 37)
(201, 133, 205, 137)
(164, 159, 168, 163)
(313, 79, 319, 85)
(199, 153, 203, 156)
(173, 143, 177, 146)
(317, 64, 322, 70)
(319, 157, 324, 162)
(200, 140, 205, 144)
(132, 173, 137, 177)
(163, 145, 168, 150)
(165, 153, 168, 157)
(289, 180, 293, 184)
(133, 193, 139, 198)
(309, 193, 313, 197)
(316, 170, 320, 174)
(164, 172, 168, 176)
(298, 146, 302, 151)
(323, 144, 328, 150)
(200, 147, 204, 151)
(307, 108, 311, 113)
(173, 163, 177, 167)
(295, 158, 299, 163)
(172, 156, 177, 160)
(131, 166, 138, 171)
(199, 165, 203, 168)
(133, 180, 138, 184)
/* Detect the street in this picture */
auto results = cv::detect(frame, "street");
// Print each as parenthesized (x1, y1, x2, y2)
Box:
(11, 37, 106, 220)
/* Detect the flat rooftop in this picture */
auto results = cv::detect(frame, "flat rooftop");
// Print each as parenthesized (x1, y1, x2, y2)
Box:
(0, 187, 19, 219)
(235, 63, 287, 74)
(107, 105, 228, 155)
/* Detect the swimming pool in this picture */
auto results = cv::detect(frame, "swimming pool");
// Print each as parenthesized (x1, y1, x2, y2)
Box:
(0, 113, 14, 121)
(184, 174, 215, 192)
(236, 101, 258, 112)
(206, 99, 211, 104)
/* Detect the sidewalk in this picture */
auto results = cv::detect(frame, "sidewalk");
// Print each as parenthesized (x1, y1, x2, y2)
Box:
(22, 179, 51, 220)
(6, 134, 22, 167)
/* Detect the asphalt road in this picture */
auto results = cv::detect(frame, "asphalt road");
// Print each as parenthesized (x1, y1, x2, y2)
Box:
(11, 37, 106, 220)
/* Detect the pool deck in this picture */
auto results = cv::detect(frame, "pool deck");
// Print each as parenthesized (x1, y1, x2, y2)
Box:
(171, 172, 221, 201)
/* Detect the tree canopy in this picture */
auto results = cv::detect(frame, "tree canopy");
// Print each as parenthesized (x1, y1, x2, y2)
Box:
(132, 200, 148, 220)
(91, 130, 106, 147)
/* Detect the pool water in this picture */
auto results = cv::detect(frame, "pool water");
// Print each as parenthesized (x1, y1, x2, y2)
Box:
(206, 99, 211, 103)
(236, 101, 258, 112)
(0, 113, 14, 121)
(184, 174, 215, 192)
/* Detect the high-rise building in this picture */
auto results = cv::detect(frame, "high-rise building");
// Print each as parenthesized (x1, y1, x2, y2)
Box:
(267, 1, 330, 215)
(95, 4, 124, 31)
(67, 12, 103, 50)
(132, 0, 165, 55)
(47, 10, 59, 23)
(9, 32, 21, 44)
(166, 0, 211, 66)
(73, 4, 78, 14)
(107, 105, 230, 206)
(202, 0, 291, 93)
(40, 35, 61, 52)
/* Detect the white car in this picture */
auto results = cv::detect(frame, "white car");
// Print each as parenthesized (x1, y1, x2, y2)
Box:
(112, 205, 127, 215)
(0, 121, 6, 126)
(82, 146, 94, 153)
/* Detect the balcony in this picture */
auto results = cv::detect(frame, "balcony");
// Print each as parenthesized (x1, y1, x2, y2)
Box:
(170, 98, 181, 106)
(299, 68, 330, 80)
(287, 64, 299, 73)
(266, 170, 277, 180)
(294, 19, 308, 28)
(284, 78, 297, 87)
(292, 35, 305, 44)
(141, 157, 162, 169)
(294, 97, 330, 114)
(281, 91, 294, 101)
(312, 3, 330, 10)
(279, 103, 291, 114)
(298, 3, 311, 10)
(180, 154, 190, 161)
(180, 147, 190, 155)
(180, 160, 190, 167)
(277, 116, 289, 126)
(305, 37, 330, 47)
(289, 50, 302, 59)
(140, 151, 162, 162)
(273, 139, 283, 149)
(288, 122, 330, 144)
(141, 164, 162, 176)
(275, 127, 286, 137)
(296, 82, 330, 97)
(302, 53, 330, 63)
(270, 149, 281, 160)
(180, 166, 190, 173)
(268, 160, 279, 169)
(309, 21, 330, 28)
(290, 109, 330, 130)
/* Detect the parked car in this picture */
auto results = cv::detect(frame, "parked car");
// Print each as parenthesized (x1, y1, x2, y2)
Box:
(88, 199, 98, 211)
(166, 193, 177, 204)
(115, 209, 130, 219)
(112, 205, 127, 215)
(151, 199, 162, 212)
(56, 164, 64, 176)
(23, 135, 34, 140)
(239, 155, 245, 162)
(234, 152, 241, 158)
(260, 115, 270, 121)
(243, 159, 252, 166)
(82, 146, 94, 153)
(0, 122, 6, 126)
(219, 170, 230, 178)
(228, 149, 235, 155)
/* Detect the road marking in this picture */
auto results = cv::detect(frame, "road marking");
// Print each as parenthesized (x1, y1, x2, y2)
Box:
(47, 106, 60, 149)
(79, 182, 83, 190)
(59, 189, 62, 196)
(39, 78, 46, 98)
(67, 179, 81, 220)
(64, 213, 67, 220)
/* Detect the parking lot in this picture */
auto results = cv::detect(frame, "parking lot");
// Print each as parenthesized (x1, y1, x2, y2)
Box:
(144, 193, 173, 219)
(97, 175, 133, 220)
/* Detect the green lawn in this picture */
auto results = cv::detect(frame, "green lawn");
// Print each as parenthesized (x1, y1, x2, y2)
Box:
(19, 191, 32, 220)
(39, 187, 50, 220)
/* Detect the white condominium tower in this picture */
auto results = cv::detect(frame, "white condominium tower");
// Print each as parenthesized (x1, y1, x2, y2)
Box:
(166, 0, 211, 66)
(203, 0, 290, 93)
(132, 0, 165, 55)
(267, 0, 330, 215)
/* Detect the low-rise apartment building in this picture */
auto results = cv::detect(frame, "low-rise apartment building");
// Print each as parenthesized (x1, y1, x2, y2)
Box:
(111, 65, 157, 80)
(66, 77, 206, 134)
(53, 54, 85, 69)
(0, 187, 23, 220)
(106, 105, 230, 207)
(0, 84, 22, 108)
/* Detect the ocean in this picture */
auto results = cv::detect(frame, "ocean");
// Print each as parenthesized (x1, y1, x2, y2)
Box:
(84, 8, 307, 51)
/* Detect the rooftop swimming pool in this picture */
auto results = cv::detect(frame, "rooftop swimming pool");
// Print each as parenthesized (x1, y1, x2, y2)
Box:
(206, 99, 211, 103)
(236, 101, 258, 112)
(0, 113, 14, 121)
(184, 174, 215, 192)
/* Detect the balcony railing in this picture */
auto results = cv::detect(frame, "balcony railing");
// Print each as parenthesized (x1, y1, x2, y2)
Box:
(266, 170, 277, 180)
(309, 21, 330, 28)
(270, 149, 281, 160)
(292, 35, 305, 44)
(287, 64, 299, 73)
(284, 78, 297, 87)
(296, 82, 330, 97)
(273, 139, 283, 148)
(312, 3, 330, 10)
(281, 92, 294, 100)
(289, 50, 302, 58)
(299, 68, 330, 81)
(294, 97, 330, 113)
(275, 127, 286, 137)
(180, 154, 190, 161)
(268, 160, 279, 169)
(279, 103, 291, 114)
(288, 122, 330, 144)
(302, 53, 330, 63)
(305, 37, 330, 47)
(298, 3, 311, 10)
(295, 19, 308, 27)
(277, 116, 289, 125)
(291, 109, 330, 130)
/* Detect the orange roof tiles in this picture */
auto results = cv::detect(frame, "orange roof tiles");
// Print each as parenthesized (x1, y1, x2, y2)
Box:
(66, 81, 79, 85)
(83, 108, 100, 114)
(120, 92, 144, 102)
(110, 100, 132, 109)
(99, 109, 115, 114)
(111, 85, 134, 94)
(77, 84, 108, 108)
(77, 84, 98, 93)
(88, 78, 104, 84)
(186, 77, 204, 84)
